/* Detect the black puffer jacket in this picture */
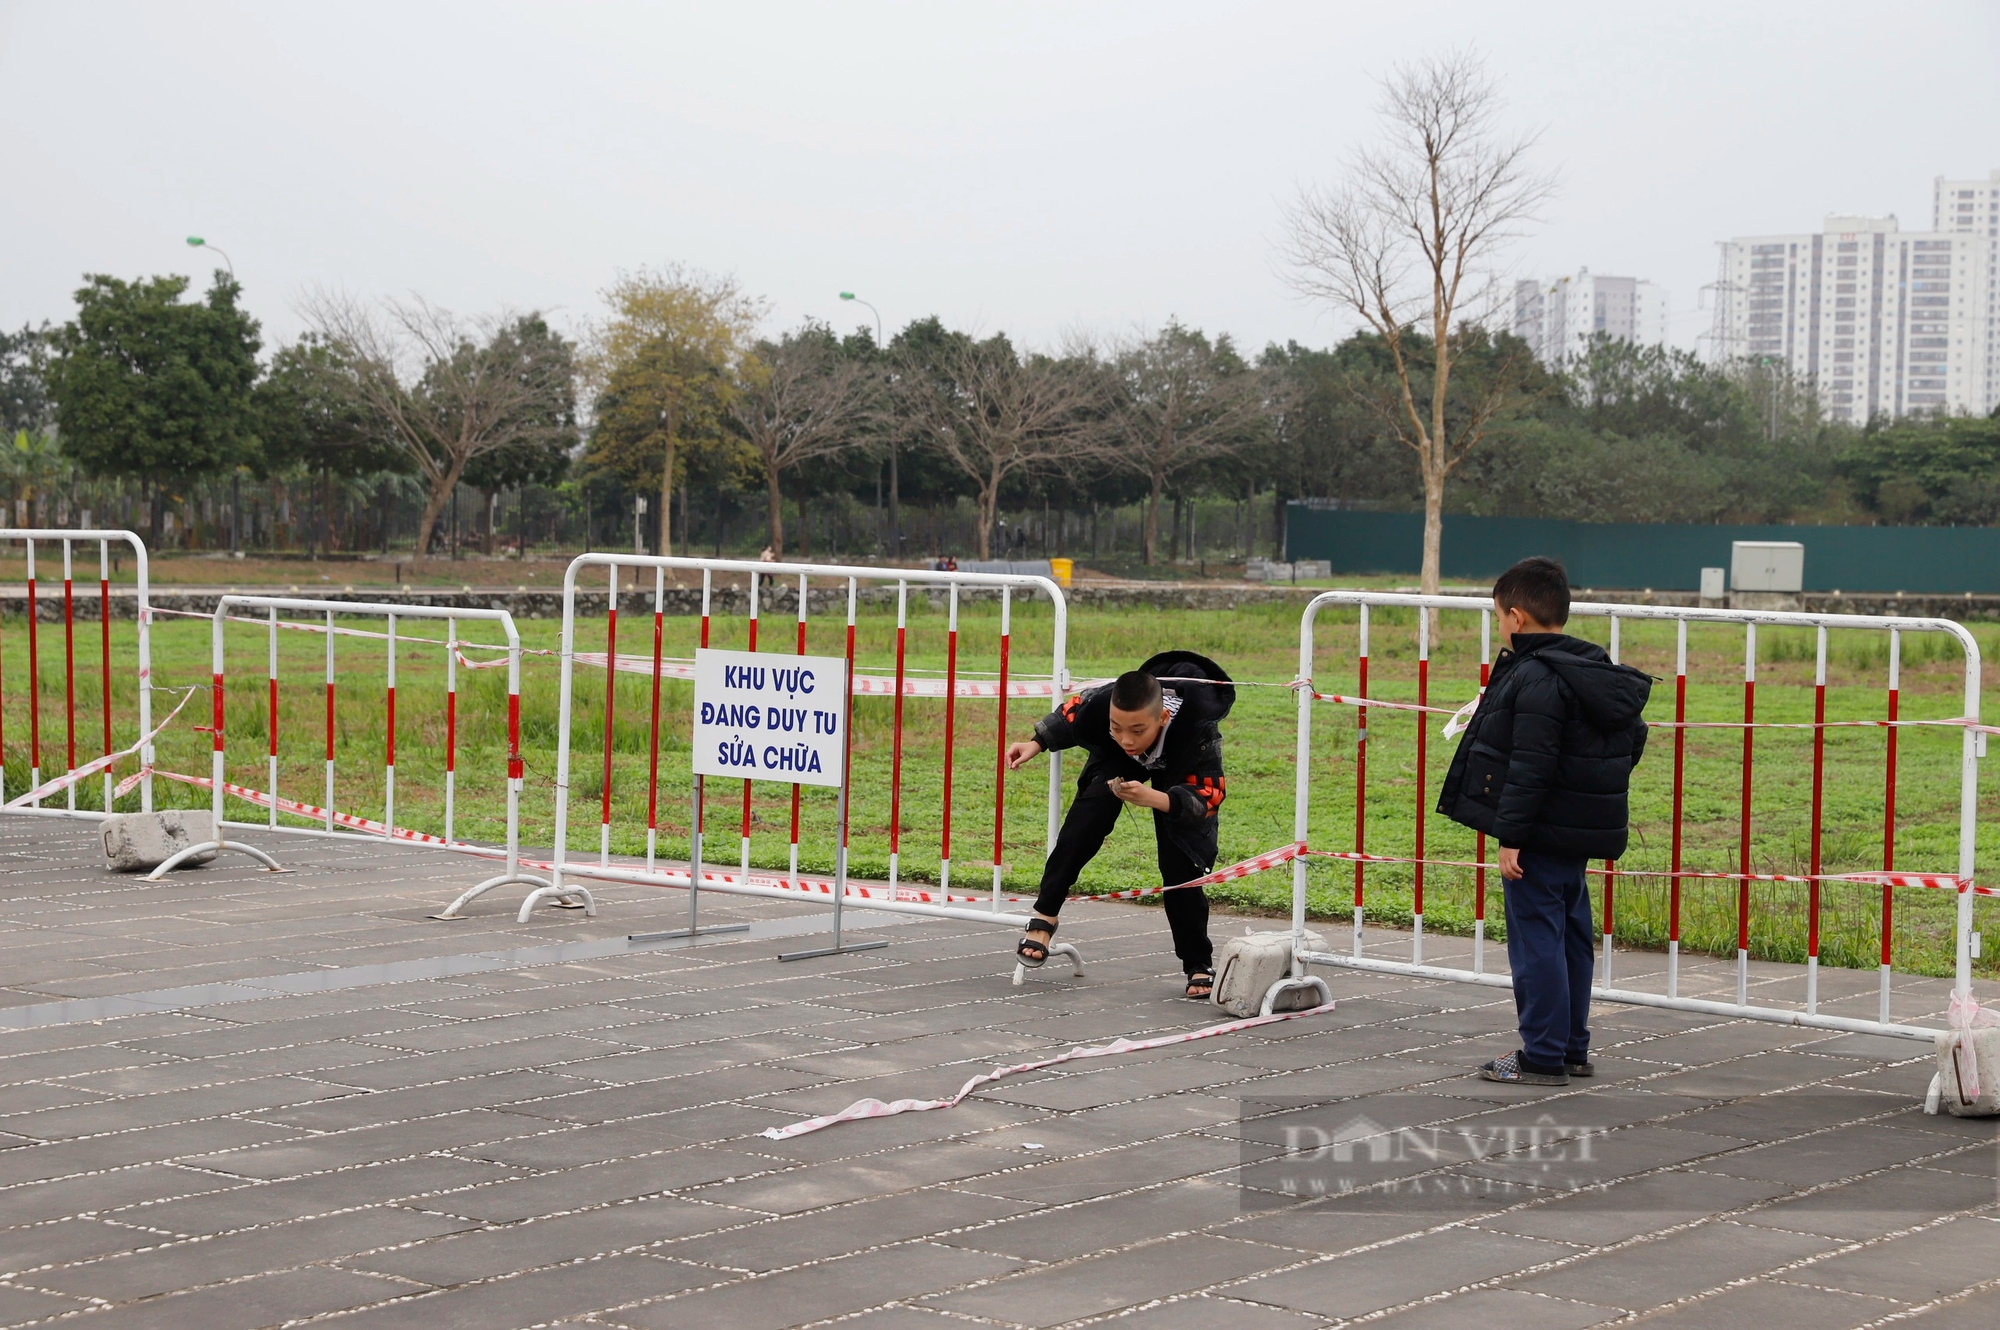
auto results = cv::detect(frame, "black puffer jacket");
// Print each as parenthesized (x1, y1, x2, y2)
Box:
(1032, 650, 1235, 825)
(1437, 633, 1651, 859)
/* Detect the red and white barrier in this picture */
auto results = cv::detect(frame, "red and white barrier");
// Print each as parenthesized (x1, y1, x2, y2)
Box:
(147, 596, 552, 910)
(1263, 592, 1983, 1040)
(0, 529, 156, 817)
(500, 555, 1069, 948)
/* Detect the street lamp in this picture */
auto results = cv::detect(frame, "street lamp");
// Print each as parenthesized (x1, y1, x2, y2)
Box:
(838, 291, 883, 349)
(840, 292, 895, 556)
(185, 236, 234, 278)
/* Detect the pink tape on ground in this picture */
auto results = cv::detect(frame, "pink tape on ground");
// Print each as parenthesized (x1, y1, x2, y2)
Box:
(759, 1001, 1338, 1140)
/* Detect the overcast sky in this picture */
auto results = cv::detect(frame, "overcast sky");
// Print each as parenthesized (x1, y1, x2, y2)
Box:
(2, 1, 1995, 359)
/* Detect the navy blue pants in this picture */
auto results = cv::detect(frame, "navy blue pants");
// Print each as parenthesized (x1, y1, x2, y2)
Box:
(1502, 850, 1594, 1073)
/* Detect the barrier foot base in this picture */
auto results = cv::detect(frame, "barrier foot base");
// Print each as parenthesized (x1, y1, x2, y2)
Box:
(1012, 941, 1085, 986)
(515, 881, 596, 923)
(1259, 974, 1333, 1016)
(143, 839, 287, 881)
(629, 924, 751, 943)
(778, 939, 890, 962)
(431, 873, 559, 921)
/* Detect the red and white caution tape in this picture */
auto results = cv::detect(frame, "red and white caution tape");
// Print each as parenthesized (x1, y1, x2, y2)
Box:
(759, 1001, 1338, 1140)
(1084, 841, 1308, 900)
(2, 687, 199, 810)
(1297, 847, 1988, 895)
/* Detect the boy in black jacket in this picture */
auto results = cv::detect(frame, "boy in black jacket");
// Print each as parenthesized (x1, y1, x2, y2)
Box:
(1004, 651, 1233, 998)
(1438, 558, 1650, 1085)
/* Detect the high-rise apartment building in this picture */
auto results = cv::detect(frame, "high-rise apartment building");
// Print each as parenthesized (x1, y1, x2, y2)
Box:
(1512, 269, 1668, 369)
(1716, 178, 1996, 425)
(1934, 169, 2000, 408)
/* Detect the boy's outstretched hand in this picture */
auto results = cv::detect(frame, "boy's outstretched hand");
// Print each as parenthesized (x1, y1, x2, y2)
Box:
(1108, 777, 1171, 812)
(1005, 739, 1043, 770)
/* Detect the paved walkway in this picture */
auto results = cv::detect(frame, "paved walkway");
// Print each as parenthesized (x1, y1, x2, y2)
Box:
(0, 820, 1993, 1328)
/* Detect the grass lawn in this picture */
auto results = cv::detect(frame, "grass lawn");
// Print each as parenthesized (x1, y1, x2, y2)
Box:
(4, 594, 1994, 978)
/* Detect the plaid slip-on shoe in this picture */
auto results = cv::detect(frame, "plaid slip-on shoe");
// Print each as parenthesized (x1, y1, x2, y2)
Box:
(1478, 1050, 1569, 1086)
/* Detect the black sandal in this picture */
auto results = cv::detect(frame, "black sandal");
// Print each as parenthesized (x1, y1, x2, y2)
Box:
(1016, 918, 1056, 968)
(1185, 970, 1215, 1000)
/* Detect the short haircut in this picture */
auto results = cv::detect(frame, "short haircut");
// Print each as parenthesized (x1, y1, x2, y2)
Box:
(1109, 669, 1163, 714)
(1493, 556, 1570, 628)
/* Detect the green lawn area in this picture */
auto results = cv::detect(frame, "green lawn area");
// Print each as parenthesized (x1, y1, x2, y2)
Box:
(5, 597, 1994, 978)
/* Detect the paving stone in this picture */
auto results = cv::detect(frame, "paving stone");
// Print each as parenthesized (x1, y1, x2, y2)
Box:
(0, 1214, 170, 1277)
(1477, 1167, 1796, 1245)
(1615, 1276, 1900, 1327)
(1506, 1220, 1838, 1311)
(1707, 1123, 1976, 1186)
(928, 1232, 1298, 1326)
(1737, 1164, 2000, 1240)
(1371, 1287, 1620, 1328)
(1225, 1228, 1570, 1320)
(1896, 1282, 2000, 1327)
(965, 1133, 1260, 1206)
(1091, 1293, 1330, 1328)
(940, 1177, 1244, 1263)
(30, 1204, 471, 1301)
(40, 1264, 412, 1329)
(689, 1142, 1006, 1215)
(127, 1156, 520, 1237)
(611, 1242, 1025, 1330)
(1789, 1214, 2000, 1302)
(428, 1148, 778, 1223)
(311, 1252, 710, 1328)
(669, 1186, 1031, 1272)
(0, 1162, 251, 1227)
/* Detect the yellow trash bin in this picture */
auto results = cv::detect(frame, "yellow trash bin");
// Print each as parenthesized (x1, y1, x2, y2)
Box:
(1049, 557, 1073, 588)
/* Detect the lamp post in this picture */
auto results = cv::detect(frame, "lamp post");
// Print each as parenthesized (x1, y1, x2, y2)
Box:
(185, 236, 234, 278)
(840, 292, 896, 556)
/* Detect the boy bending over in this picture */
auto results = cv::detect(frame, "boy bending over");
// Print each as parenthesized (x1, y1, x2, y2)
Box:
(1004, 651, 1234, 998)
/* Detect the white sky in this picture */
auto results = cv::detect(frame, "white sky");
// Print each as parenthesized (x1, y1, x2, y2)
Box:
(2, 1, 1995, 359)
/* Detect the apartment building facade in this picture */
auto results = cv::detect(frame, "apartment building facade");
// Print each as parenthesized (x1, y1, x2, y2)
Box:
(1718, 176, 1997, 425)
(1512, 268, 1669, 369)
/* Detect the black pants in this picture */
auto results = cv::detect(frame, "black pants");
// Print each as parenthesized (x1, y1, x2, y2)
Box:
(1032, 761, 1215, 975)
(1501, 850, 1594, 1072)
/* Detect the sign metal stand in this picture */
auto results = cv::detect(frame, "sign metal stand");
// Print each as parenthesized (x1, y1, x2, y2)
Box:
(779, 577, 886, 960)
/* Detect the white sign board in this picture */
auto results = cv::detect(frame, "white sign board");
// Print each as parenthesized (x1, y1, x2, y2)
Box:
(691, 647, 848, 788)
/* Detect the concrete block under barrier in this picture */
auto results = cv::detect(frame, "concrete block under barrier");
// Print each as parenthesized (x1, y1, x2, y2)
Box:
(102, 811, 217, 872)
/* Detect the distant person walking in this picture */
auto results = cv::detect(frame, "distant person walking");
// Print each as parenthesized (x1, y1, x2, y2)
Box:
(1438, 557, 1651, 1085)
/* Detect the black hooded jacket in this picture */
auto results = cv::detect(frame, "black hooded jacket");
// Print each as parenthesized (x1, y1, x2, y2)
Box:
(1032, 650, 1235, 825)
(1437, 632, 1651, 859)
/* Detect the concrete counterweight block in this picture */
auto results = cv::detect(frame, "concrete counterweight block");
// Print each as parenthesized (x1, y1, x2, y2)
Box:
(102, 811, 218, 872)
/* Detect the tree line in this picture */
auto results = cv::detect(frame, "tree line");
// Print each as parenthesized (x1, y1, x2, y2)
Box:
(4, 265, 1997, 569)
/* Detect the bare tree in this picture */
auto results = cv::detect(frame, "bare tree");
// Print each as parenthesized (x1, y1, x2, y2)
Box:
(299, 292, 577, 560)
(729, 326, 875, 556)
(1282, 50, 1554, 592)
(896, 332, 1101, 560)
(1100, 323, 1267, 565)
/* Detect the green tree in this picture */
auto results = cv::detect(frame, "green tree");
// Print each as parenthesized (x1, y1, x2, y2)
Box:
(1840, 415, 2000, 526)
(1, 323, 52, 435)
(1101, 323, 1266, 564)
(301, 295, 578, 559)
(728, 324, 875, 556)
(45, 273, 261, 537)
(585, 267, 765, 552)
(257, 334, 405, 554)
